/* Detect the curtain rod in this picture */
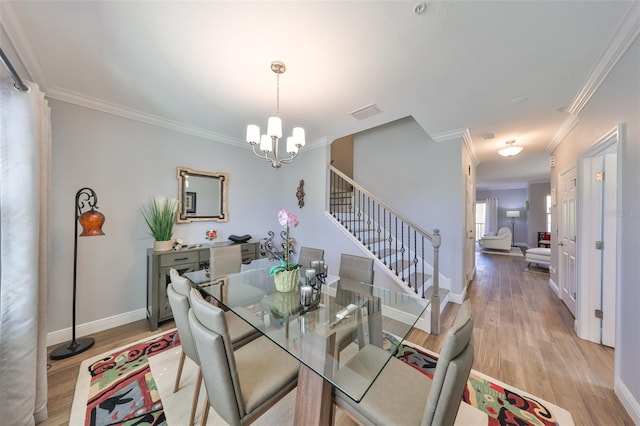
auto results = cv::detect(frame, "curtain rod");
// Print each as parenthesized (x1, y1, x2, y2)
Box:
(0, 47, 29, 92)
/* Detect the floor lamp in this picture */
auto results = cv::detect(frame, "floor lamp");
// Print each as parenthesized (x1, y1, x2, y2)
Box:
(50, 187, 106, 360)
(506, 210, 520, 247)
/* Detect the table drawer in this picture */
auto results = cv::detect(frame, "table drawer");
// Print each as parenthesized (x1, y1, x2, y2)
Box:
(159, 251, 199, 267)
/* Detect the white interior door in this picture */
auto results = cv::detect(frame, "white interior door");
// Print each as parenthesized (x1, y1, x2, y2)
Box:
(559, 167, 577, 316)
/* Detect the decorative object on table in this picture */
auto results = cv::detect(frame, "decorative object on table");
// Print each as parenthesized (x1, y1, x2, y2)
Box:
(245, 61, 306, 169)
(310, 260, 328, 288)
(300, 284, 313, 307)
(263, 291, 303, 318)
(269, 208, 300, 292)
(296, 179, 305, 208)
(141, 196, 178, 251)
(304, 268, 316, 288)
(204, 229, 217, 241)
(50, 187, 106, 360)
(228, 234, 252, 243)
(172, 238, 185, 250)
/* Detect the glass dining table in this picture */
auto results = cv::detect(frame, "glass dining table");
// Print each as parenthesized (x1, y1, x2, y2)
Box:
(184, 266, 429, 425)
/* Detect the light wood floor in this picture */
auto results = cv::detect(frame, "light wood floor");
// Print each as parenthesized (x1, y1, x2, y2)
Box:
(407, 250, 634, 425)
(43, 250, 633, 425)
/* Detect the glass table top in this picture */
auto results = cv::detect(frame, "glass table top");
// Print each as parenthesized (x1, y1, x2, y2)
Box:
(187, 267, 429, 402)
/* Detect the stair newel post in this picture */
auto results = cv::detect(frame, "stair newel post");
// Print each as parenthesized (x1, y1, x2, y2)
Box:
(431, 229, 441, 335)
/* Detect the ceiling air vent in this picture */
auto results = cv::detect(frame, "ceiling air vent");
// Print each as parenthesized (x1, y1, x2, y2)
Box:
(350, 103, 382, 120)
(550, 156, 556, 168)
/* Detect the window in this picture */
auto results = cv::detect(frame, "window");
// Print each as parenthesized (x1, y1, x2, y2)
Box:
(475, 202, 486, 241)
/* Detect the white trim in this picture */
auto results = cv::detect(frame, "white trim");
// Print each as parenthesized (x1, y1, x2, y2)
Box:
(46, 86, 242, 145)
(548, 2, 638, 152)
(432, 128, 479, 166)
(547, 115, 579, 153)
(548, 277, 560, 298)
(567, 2, 640, 115)
(46, 308, 147, 347)
(447, 290, 466, 305)
(615, 376, 640, 426)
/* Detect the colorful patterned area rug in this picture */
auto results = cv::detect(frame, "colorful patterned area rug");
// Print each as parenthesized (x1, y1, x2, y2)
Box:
(83, 331, 180, 425)
(71, 330, 574, 425)
(389, 335, 574, 425)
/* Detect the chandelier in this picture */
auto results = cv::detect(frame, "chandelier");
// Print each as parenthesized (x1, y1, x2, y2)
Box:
(246, 61, 305, 169)
(498, 140, 523, 157)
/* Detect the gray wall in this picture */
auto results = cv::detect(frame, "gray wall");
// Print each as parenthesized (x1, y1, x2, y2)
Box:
(49, 100, 282, 334)
(477, 188, 528, 245)
(352, 117, 465, 295)
(551, 36, 639, 419)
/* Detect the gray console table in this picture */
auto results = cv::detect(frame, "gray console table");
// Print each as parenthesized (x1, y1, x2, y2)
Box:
(146, 241, 261, 330)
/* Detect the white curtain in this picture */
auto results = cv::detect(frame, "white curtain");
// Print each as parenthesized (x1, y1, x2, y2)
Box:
(0, 78, 51, 424)
(485, 197, 499, 235)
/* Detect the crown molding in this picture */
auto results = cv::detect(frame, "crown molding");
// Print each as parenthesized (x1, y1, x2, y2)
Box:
(46, 86, 244, 146)
(432, 127, 479, 166)
(546, 114, 579, 153)
(567, 1, 640, 115)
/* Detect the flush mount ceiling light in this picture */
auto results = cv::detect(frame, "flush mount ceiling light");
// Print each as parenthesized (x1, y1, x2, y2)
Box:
(498, 140, 523, 157)
(246, 61, 305, 169)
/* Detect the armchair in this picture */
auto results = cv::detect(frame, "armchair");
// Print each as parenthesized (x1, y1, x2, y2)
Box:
(478, 227, 512, 251)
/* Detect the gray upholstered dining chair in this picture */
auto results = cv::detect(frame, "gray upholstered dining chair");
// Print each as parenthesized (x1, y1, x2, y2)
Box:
(209, 244, 242, 279)
(334, 254, 375, 362)
(188, 288, 299, 426)
(338, 253, 374, 284)
(334, 299, 474, 426)
(297, 246, 324, 276)
(167, 268, 261, 425)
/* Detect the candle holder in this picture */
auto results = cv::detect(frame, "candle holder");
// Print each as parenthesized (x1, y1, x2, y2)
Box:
(315, 261, 328, 286)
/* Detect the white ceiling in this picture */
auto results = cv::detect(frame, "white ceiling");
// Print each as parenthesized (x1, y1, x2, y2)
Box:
(1, 1, 635, 189)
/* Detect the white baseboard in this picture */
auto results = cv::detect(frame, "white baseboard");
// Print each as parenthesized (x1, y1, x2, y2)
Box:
(615, 376, 640, 425)
(47, 308, 147, 347)
(548, 277, 560, 297)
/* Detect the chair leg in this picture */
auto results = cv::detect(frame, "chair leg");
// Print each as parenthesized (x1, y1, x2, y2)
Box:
(173, 350, 186, 393)
(200, 395, 210, 426)
(189, 367, 203, 426)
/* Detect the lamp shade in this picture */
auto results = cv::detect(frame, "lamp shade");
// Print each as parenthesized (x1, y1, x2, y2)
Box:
(498, 140, 523, 157)
(79, 209, 105, 236)
(260, 134, 272, 152)
(506, 210, 520, 218)
(498, 146, 523, 157)
(246, 124, 260, 144)
(267, 116, 282, 139)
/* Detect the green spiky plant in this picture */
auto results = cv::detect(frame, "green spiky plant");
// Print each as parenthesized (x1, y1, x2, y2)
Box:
(141, 196, 178, 241)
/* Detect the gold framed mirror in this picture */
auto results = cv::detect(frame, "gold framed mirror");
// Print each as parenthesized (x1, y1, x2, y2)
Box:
(176, 167, 228, 223)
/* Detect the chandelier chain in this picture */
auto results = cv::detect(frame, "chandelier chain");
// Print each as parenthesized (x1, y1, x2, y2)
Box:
(276, 71, 280, 117)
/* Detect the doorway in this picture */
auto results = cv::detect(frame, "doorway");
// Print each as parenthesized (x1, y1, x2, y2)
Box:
(577, 125, 623, 347)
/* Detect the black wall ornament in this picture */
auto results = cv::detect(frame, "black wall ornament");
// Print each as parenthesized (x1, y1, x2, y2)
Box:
(296, 179, 305, 208)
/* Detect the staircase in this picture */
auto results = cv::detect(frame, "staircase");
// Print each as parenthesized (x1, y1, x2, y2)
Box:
(328, 166, 449, 334)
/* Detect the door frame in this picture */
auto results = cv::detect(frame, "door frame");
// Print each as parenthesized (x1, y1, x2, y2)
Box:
(576, 124, 624, 347)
